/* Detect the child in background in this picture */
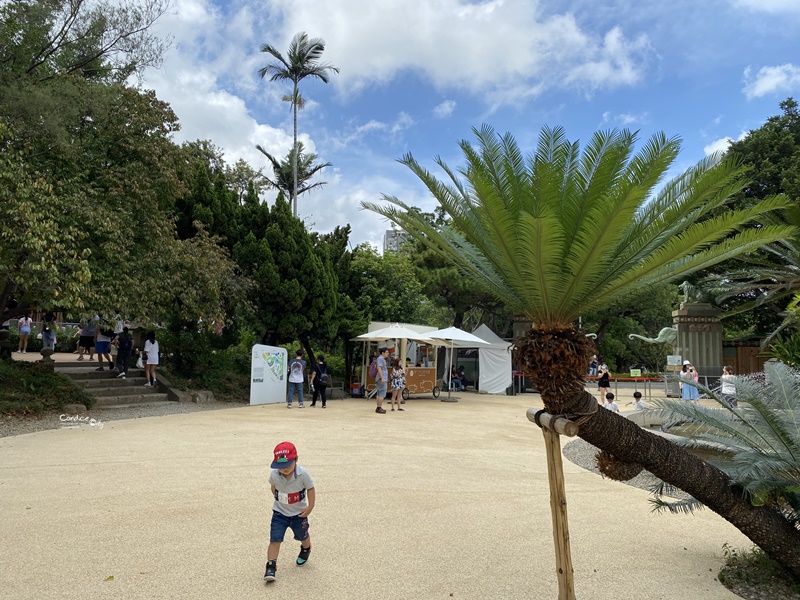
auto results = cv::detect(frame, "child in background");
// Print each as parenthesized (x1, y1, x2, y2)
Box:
(264, 442, 315, 583)
(602, 392, 619, 413)
(627, 391, 646, 411)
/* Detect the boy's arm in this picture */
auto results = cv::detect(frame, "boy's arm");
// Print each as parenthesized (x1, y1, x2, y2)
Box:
(299, 487, 315, 517)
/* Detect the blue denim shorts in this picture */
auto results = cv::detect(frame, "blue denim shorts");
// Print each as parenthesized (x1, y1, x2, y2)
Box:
(270, 511, 309, 543)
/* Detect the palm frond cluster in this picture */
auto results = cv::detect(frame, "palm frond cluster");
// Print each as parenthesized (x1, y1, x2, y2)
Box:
(653, 361, 800, 527)
(364, 125, 792, 327)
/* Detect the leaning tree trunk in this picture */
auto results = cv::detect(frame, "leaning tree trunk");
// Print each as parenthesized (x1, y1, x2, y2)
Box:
(520, 325, 800, 579)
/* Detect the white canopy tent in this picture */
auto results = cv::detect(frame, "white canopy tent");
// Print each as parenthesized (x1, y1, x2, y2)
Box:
(427, 326, 490, 402)
(471, 324, 513, 394)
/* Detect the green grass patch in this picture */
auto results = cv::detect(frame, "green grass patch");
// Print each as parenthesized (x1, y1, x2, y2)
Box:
(719, 544, 800, 599)
(0, 360, 95, 414)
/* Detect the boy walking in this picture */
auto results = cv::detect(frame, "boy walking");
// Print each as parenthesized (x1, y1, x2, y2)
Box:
(264, 442, 315, 583)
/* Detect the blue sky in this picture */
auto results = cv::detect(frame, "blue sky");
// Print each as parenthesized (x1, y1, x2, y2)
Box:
(140, 0, 800, 250)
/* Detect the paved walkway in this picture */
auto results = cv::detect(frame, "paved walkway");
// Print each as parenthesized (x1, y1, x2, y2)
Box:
(0, 379, 745, 598)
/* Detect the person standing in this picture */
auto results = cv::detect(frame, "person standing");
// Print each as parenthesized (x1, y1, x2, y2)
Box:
(41, 311, 57, 351)
(77, 318, 97, 361)
(597, 367, 611, 397)
(94, 322, 114, 371)
(374, 347, 389, 414)
(721, 366, 737, 407)
(680, 361, 699, 401)
(309, 354, 329, 408)
(143, 331, 159, 387)
(115, 327, 133, 379)
(390, 358, 406, 411)
(17, 312, 33, 353)
(286, 350, 306, 408)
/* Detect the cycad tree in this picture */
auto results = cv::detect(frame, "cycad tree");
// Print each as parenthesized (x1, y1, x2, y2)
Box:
(653, 361, 800, 527)
(259, 32, 338, 217)
(363, 125, 800, 577)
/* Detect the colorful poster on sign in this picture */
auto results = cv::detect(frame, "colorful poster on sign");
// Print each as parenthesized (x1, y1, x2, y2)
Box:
(250, 345, 288, 405)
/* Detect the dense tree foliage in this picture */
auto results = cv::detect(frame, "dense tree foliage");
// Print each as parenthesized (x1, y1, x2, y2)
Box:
(583, 284, 678, 372)
(703, 98, 800, 338)
(0, 0, 235, 325)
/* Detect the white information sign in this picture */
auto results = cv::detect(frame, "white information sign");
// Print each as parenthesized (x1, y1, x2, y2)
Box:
(666, 355, 682, 367)
(250, 345, 288, 405)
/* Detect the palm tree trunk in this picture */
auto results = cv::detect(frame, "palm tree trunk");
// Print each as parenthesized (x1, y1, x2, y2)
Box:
(292, 82, 298, 218)
(550, 389, 800, 578)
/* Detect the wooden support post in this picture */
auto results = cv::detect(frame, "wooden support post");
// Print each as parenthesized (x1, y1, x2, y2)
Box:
(527, 408, 577, 600)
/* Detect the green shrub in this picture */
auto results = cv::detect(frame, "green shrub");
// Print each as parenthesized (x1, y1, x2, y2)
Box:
(719, 544, 800, 593)
(0, 360, 95, 414)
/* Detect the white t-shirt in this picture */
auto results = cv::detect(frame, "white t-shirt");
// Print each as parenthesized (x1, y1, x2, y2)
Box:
(721, 374, 736, 395)
(603, 400, 619, 413)
(269, 465, 314, 517)
(144, 340, 159, 365)
(632, 399, 646, 411)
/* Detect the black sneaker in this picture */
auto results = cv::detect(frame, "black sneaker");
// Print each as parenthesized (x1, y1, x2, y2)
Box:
(297, 545, 311, 566)
(264, 560, 277, 582)
(375, 407, 386, 414)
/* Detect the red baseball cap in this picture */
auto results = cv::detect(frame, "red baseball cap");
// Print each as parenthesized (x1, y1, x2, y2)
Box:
(271, 441, 298, 469)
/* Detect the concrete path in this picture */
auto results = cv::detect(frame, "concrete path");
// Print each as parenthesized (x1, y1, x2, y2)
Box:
(0, 392, 745, 599)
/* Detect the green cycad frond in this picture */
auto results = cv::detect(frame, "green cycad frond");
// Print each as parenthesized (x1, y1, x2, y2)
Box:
(364, 125, 796, 325)
(654, 362, 800, 512)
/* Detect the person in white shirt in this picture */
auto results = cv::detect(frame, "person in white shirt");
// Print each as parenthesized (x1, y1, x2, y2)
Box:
(143, 330, 159, 387)
(602, 392, 619, 413)
(721, 366, 737, 407)
(627, 391, 646, 411)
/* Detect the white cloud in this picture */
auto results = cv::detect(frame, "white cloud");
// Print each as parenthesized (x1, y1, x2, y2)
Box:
(731, 0, 800, 14)
(703, 131, 748, 156)
(328, 113, 416, 149)
(743, 64, 800, 99)
(267, 0, 652, 103)
(433, 100, 457, 119)
(703, 137, 732, 156)
(600, 110, 647, 126)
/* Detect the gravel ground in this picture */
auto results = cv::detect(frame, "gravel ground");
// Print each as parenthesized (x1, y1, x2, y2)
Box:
(0, 401, 247, 438)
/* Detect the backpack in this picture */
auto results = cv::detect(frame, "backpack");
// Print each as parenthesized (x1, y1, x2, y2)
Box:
(291, 361, 303, 378)
(368, 360, 378, 379)
(319, 367, 329, 385)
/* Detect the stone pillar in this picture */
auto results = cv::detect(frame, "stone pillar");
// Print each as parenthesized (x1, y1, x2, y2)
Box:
(38, 347, 55, 371)
(672, 303, 723, 378)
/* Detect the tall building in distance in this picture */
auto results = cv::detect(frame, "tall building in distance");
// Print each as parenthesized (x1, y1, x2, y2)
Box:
(383, 229, 408, 253)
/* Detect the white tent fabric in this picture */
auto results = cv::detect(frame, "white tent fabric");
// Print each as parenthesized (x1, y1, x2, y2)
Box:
(471, 324, 513, 394)
(427, 327, 490, 401)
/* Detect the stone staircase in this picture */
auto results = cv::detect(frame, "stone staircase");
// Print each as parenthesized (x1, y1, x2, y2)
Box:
(56, 362, 172, 408)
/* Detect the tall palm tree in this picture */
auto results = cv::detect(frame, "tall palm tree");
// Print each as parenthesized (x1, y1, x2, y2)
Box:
(363, 125, 800, 577)
(255, 142, 331, 200)
(259, 32, 338, 217)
